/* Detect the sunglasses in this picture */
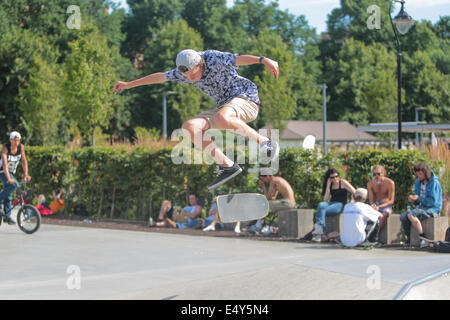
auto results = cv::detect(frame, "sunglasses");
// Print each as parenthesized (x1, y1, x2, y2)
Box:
(373, 172, 381, 176)
(178, 65, 189, 73)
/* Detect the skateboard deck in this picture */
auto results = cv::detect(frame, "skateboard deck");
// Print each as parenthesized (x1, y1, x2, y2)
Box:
(217, 193, 269, 223)
(419, 235, 439, 244)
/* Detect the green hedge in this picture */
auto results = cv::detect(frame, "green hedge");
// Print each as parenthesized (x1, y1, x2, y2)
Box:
(14, 146, 443, 221)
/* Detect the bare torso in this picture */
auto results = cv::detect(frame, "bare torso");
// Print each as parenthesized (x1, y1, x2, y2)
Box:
(368, 177, 394, 203)
(269, 177, 295, 203)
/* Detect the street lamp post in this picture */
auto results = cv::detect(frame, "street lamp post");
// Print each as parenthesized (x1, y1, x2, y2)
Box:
(162, 91, 177, 140)
(316, 84, 327, 155)
(389, 0, 416, 149)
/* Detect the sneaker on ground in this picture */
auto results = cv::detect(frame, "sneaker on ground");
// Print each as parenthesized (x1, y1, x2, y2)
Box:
(420, 239, 429, 248)
(312, 234, 322, 242)
(208, 163, 242, 190)
(312, 223, 324, 236)
(203, 224, 215, 232)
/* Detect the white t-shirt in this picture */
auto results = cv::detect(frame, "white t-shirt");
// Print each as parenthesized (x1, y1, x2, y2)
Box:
(340, 201, 382, 247)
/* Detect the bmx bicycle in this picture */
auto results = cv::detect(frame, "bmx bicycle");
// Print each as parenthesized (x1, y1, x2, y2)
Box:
(0, 182, 41, 234)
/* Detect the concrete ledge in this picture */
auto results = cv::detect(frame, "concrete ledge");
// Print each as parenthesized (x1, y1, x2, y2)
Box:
(278, 209, 314, 239)
(411, 216, 449, 246)
(325, 214, 344, 234)
(379, 214, 404, 244)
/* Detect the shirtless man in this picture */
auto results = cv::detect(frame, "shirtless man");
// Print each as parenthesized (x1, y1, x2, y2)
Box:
(367, 165, 395, 231)
(259, 173, 296, 212)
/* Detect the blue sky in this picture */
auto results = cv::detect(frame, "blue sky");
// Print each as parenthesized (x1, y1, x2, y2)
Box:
(111, 0, 449, 34)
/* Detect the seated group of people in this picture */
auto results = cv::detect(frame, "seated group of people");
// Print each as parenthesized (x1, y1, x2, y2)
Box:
(153, 162, 443, 249)
(152, 172, 297, 234)
(312, 162, 442, 248)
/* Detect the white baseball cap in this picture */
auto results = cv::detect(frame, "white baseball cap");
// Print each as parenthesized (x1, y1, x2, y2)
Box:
(9, 131, 21, 140)
(176, 49, 202, 72)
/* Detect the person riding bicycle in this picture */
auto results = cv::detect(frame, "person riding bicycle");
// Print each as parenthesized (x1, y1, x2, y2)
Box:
(0, 131, 31, 225)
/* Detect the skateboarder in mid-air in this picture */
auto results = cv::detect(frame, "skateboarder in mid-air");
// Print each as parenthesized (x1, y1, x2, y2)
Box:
(114, 49, 280, 190)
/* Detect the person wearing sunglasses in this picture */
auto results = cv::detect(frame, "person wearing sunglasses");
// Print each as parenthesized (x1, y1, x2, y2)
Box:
(367, 165, 395, 239)
(400, 162, 442, 247)
(114, 49, 280, 190)
(312, 168, 355, 242)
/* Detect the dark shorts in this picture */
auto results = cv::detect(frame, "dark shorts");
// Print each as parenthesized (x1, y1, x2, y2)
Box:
(375, 202, 392, 216)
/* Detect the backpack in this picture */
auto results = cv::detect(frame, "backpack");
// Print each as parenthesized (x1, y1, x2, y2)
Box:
(73, 203, 89, 216)
(435, 241, 450, 254)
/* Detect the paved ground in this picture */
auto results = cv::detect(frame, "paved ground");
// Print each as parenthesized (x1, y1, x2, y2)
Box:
(1, 214, 449, 300)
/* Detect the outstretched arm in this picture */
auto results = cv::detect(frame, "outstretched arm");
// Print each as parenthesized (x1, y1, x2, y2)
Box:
(114, 72, 167, 94)
(235, 55, 279, 79)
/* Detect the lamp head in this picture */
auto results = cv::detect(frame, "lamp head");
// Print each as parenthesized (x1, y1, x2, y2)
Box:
(392, 1, 415, 35)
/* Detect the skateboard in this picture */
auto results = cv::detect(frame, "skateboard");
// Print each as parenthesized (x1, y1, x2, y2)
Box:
(341, 241, 375, 250)
(216, 193, 269, 223)
(419, 236, 440, 246)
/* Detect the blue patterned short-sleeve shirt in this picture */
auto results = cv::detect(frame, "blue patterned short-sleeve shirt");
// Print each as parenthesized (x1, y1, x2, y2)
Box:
(164, 50, 260, 106)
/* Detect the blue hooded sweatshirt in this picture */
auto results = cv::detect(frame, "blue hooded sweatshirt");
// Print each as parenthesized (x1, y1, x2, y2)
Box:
(414, 172, 442, 214)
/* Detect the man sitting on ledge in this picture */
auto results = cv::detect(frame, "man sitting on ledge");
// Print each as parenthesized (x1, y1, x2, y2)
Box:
(340, 188, 381, 247)
(249, 172, 296, 232)
(400, 162, 442, 248)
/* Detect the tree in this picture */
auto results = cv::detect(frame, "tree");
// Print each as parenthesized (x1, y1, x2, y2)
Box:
(62, 24, 117, 145)
(326, 0, 392, 45)
(0, 5, 10, 33)
(251, 29, 306, 130)
(18, 54, 65, 146)
(325, 39, 397, 125)
(432, 16, 450, 41)
(181, 0, 248, 52)
(0, 27, 60, 140)
(403, 51, 450, 125)
(122, 0, 183, 60)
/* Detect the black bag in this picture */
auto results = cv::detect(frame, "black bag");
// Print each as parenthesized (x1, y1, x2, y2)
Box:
(434, 242, 450, 253)
(74, 203, 89, 216)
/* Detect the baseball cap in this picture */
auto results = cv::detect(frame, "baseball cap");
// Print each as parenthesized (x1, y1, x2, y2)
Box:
(176, 49, 202, 73)
(9, 131, 21, 140)
(354, 188, 368, 201)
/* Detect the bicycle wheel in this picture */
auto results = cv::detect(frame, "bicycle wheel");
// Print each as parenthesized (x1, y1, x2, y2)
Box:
(17, 204, 41, 234)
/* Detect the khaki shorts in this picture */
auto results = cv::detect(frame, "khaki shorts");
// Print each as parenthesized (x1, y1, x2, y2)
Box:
(268, 199, 296, 213)
(196, 97, 259, 129)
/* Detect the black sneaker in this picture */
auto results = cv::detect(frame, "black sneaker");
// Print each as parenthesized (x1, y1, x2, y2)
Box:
(260, 139, 280, 161)
(208, 163, 242, 190)
(4, 216, 15, 225)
